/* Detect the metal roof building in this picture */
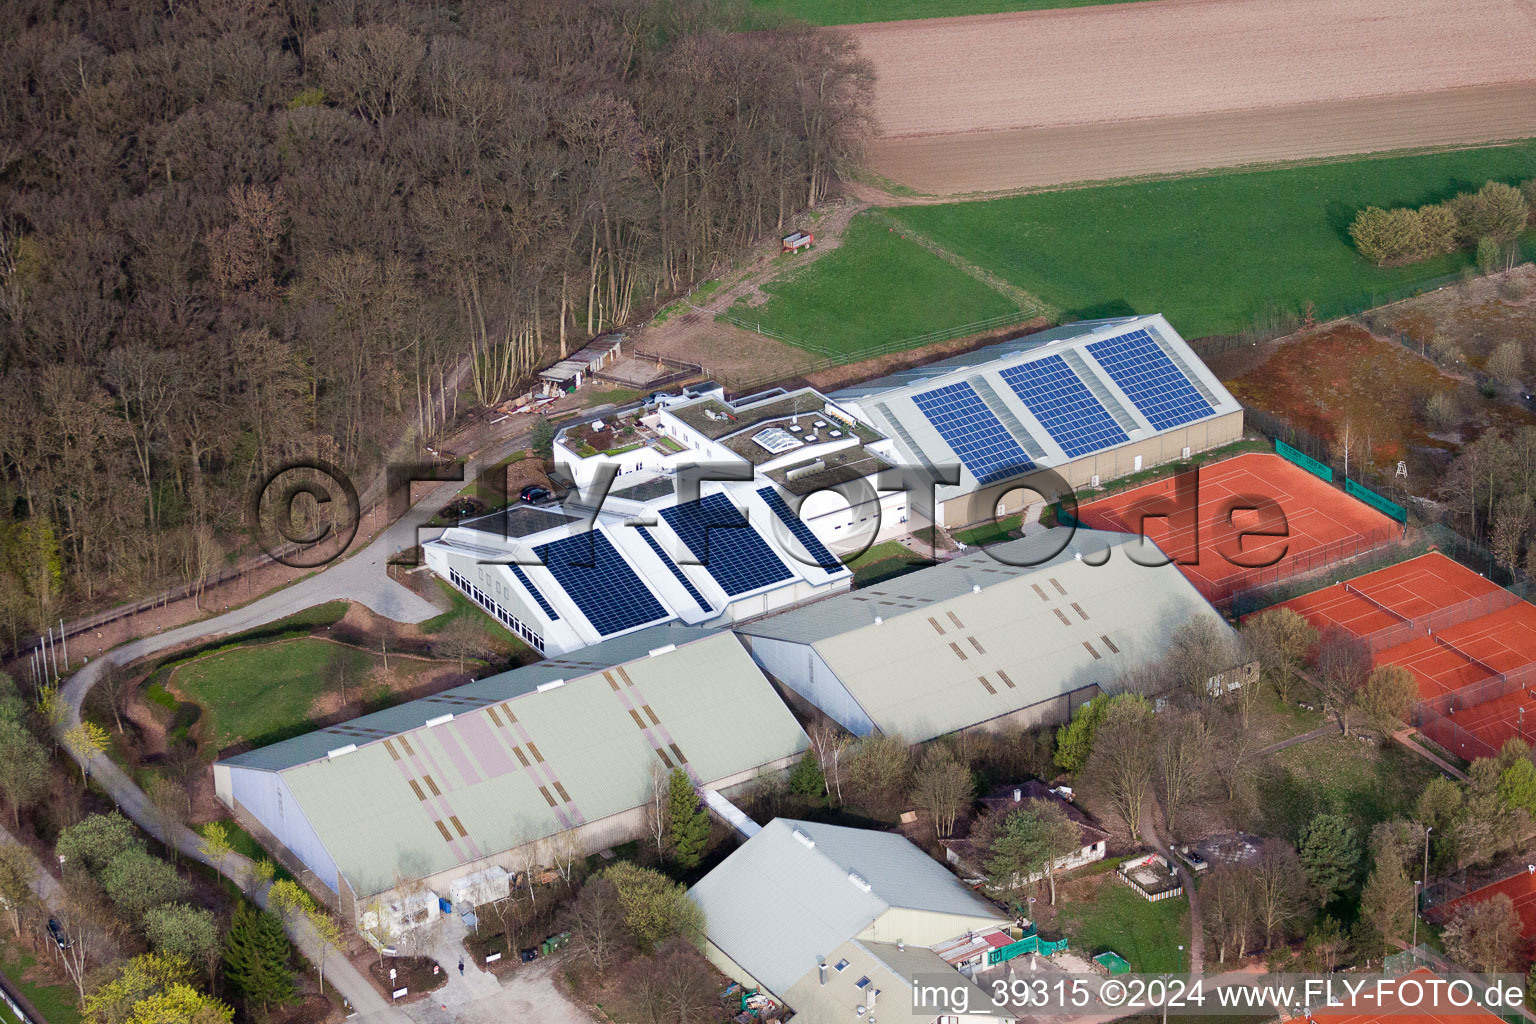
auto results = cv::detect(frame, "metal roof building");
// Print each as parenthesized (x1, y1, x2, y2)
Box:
(422, 478, 852, 657)
(735, 529, 1234, 742)
(688, 818, 1009, 1020)
(828, 314, 1244, 527)
(214, 626, 808, 926)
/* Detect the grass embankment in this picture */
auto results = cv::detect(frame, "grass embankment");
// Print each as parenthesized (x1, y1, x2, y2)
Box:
(168, 637, 448, 750)
(725, 215, 1019, 357)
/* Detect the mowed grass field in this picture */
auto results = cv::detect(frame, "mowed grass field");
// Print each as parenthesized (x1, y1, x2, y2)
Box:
(747, 0, 1147, 25)
(1057, 867, 1190, 973)
(744, 142, 1536, 352)
(170, 637, 448, 750)
(885, 142, 1536, 338)
(728, 215, 1019, 355)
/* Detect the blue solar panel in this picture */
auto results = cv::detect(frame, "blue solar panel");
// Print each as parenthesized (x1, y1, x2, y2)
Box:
(911, 381, 1034, 484)
(660, 494, 793, 597)
(637, 528, 712, 613)
(757, 487, 841, 569)
(507, 563, 560, 620)
(1086, 328, 1213, 431)
(999, 355, 1129, 458)
(534, 531, 668, 636)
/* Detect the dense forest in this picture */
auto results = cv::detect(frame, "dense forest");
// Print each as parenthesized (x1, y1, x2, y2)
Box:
(0, 0, 874, 639)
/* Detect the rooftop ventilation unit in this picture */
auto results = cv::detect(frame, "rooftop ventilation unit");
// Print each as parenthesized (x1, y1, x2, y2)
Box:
(785, 461, 827, 481)
(793, 829, 816, 849)
(424, 713, 454, 727)
(327, 744, 358, 759)
(648, 644, 677, 658)
(814, 420, 828, 429)
(828, 430, 843, 438)
(535, 679, 566, 692)
(848, 871, 872, 892)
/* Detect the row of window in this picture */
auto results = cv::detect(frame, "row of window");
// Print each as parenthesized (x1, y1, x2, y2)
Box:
(447, 567, 546, 653)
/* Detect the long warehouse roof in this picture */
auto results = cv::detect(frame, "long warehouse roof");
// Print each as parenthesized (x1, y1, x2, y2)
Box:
(220, 626, 808, 898)
(737, 529, 1231, 741)
(830, 314, 1241, 492)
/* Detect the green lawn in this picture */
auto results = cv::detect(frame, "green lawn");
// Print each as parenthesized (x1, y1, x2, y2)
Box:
(729, 214, 1019, 356)
(169, 637, 447, 751)
(0, 933, 82, 1024)
(844, 540, 930, 586)
(1255, 730, 1439, 845)
(882, 141, 1536, 338)
(748, 0, 1148, 26)
(953, 513, 1023, 548)
(1057, 874, 1189, 973)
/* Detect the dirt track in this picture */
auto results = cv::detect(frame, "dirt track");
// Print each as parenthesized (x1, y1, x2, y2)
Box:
(852, 0, 1536, 193)
(869, 83, 1536, 196)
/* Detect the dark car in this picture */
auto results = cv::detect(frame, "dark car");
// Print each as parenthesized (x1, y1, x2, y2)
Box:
(47, 918, 71, 950)
(519, 485, 552, 504)
(519, 948, 538, 963)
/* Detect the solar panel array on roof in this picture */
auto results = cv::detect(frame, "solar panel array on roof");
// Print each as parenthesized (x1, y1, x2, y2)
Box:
(507, 563, 560, 620)
(999, 354, 1129, 458)
(661, 494, 793, 597)
(534, 531, 668, 636)
(1086, 328, 1213, 430)
(636, 527, 712, 613)
(911, 381, 1034, 484)
(757, 487, 840, 569)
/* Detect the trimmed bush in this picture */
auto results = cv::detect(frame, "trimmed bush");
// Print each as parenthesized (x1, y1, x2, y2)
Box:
(1456, 182, 1528, 245)
(1350, 207, 1427, 266)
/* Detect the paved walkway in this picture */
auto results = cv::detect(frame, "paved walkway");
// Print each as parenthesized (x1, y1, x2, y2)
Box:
(52, 460, 505, 1022)
(1393, 728, 1471, 782)
(1254, 723, 1337, 758)
(401, 959, 596, 1024)
(0, 822, 63, 914)
(1139, 798, 1203, 975)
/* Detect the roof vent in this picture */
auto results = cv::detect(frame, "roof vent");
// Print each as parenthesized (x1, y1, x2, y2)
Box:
(647, 644, 677, 658)
(326, 744, 358, 759)
(535, 679, 566, 692)
(848, 871, 872, 892)
(896, 940, 904, 952)
(873, 616, 883, 625)
(1074, 551, 1083, 561)
(792, 828, 816, 849)
(424, 713, 454, 727)
(972, 584, 981, 593)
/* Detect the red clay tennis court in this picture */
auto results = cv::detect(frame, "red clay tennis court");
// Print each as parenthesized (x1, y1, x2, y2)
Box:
(1309, 967, 1505, 1023)
(1448, 871, 1536, 945)
(1075, 452, 1399, 603)
(1274, 552, 1536, 758)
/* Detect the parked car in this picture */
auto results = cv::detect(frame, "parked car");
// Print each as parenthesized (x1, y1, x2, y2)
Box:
(47, 918, 71, 949)
(519, 948, 538, 963)
(519, 485, 551, 504)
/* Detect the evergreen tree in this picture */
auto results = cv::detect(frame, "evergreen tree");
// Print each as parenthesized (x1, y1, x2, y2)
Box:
(664, 769, 709, 870)
(221, 903, 295, 1014)
(788, 751, 825, 800)
(1298, 813, 1359, 908)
